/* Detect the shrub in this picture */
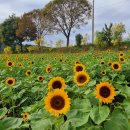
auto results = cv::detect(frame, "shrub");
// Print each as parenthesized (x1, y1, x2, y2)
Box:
(75, 34, 83, 47)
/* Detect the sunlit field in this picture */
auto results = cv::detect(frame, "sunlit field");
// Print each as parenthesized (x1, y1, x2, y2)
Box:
(0, 50, 130, 130)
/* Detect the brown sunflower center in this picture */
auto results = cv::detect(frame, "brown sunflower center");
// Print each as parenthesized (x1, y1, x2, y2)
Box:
(39, 77, 43, 80)
(50, 96, 65, 110)
(77, 74, 87, 83)
(113, 64, 119, 69)
(76, 66, 83, 72)
(120, 54, 123, 56)
(8, 80, 13, 85)
(24, 114, 27, 118)
(8, 62, 12, 66)
(47, 67, 51, 72)
(52, 81, 62, 89)
(102, 71, 105, 74)
(100, 86, 110, 98)
(108, 62, 112, 66)
(101, 62, 104, 64)
(27, 71, 31, 75)
(120, 58, 124, 61)
(76, 61, 80, 64)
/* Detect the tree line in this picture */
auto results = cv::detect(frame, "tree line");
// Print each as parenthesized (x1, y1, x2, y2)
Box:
(0, 0, 92, 52)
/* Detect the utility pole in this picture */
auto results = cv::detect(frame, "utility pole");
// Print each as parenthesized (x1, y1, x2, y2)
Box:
(92, 0, 94, 44)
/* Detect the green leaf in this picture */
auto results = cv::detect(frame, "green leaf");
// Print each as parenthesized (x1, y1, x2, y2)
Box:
(104, 109, 129, 130)
(64, 110, 90, 128)
(72, 98, 91, 112)
(0, 107, 8, 119)
(17, 97, 28, 107)
(90, 106, 110, 125)
(61, 121, 73, 130)
(88, 126, 104, 130)
(31, 119, 52, 130)
(87, 80, 96, 87)
(0, 117, 23, 130)
(123, 99, 130, 119)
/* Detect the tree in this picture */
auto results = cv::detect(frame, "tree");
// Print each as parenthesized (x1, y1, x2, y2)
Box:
(75, 34, 83, 47)
(26, 9, 53, 50)
(16, 13, 37, 51)
(102, 23, 113, 46)
(111, 23, 125, 45)
(81, 34, 89, 45)
(1, 14, 19, 46)
(34, 36, 46, 50)
(0, 24, 3, 51)
(27, 9, 52, 37)
(55, 39, 64, 48)
(94, 31, 106, 47)
(43, 0, 92, 47)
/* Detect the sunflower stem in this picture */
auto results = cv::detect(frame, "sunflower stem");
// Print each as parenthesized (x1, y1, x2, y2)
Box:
(10, 87, 15, 116)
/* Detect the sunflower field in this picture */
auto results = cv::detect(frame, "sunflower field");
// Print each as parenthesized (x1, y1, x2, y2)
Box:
(0, 49, 130, 130)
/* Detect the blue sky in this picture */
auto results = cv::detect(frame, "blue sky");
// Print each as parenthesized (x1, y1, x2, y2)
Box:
(0, 0, 130, 46)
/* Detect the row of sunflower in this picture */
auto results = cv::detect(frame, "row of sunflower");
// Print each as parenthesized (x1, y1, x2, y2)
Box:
(0, 50, 130, 130)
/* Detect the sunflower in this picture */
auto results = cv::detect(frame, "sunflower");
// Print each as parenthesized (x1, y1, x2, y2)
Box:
(73, 63, 85, 73)
(95, 82, 116, 104)
(48, 77, 66, 90)
(18, 62, 23, 67)
(106, 49, 110, 53)
(46, 65, 52, 73)
(25, 70, 32, 76)
(107, 61, 112, 66)
(6, 61, 14, 67)
(112, 62, 121, 71)
(23, 112, 29, 122)
(44, 89, 71, 116)
(28, 61, 34, 65)
(119, 52, 124, 57)
(100, 61, 105, 65)
(100, 57, 103, 59)
(59, 58, 63, 62)
(119, 57, 125, 62)
(5, 77, 15, 87)
(75, 60, 80, 64)
(101, 70, 106, 75)
(37, 76, 44, 81)
(74, 71, 90, 87)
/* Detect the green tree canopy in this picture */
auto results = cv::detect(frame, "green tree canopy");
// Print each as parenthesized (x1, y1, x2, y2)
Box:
(1, 14, 19, 46)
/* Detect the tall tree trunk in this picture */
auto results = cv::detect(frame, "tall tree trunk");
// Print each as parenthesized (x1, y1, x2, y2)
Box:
(66, 36, 70, 48)
(20, 42, 23, 52)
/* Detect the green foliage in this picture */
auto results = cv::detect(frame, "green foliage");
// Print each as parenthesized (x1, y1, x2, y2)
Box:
(90, 106, 110, 125)
(111, 23, 125, 45)
(94, 32, 106, 47)
(102, 23, 113, 46)
(55, 39, 64, 48)
(4, 46, 12, 54)
(94, 23, 113, 47)
(1, 50, 130, 129)
(75, 34, 83, 47)
(34, 36, 46, 51)
(1, 14, 19, 46)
